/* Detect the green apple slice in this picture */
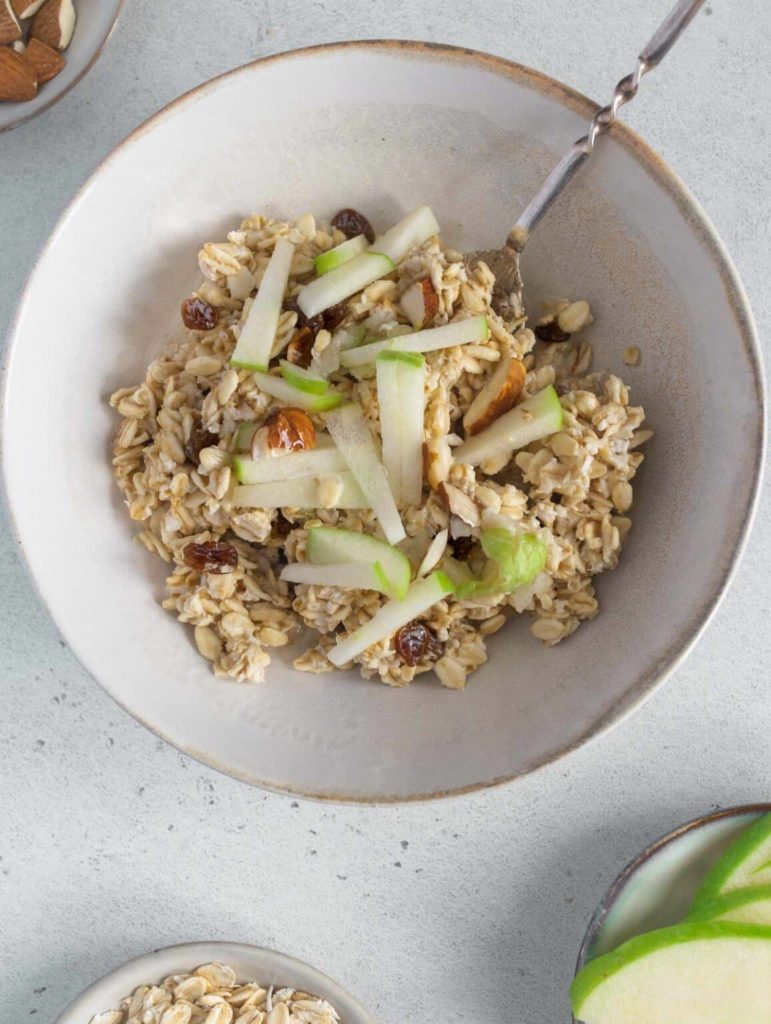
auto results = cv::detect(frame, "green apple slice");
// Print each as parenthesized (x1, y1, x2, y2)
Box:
(688, 886, 771, 926)
(570, 922, 771, 1024)
(340, 314, 489, 368)
(327, 571, 454, 667)
(692, 812, 771, 906)
(376, 351, 426, 508)
(324, 402, 405, 544)
(456, 529, 546, 599)
(232, 446, 346, 484)
(233, 422, 258, 452)
(372, 205, 441, 263)
(306, 526, 411, 600)
(314, 234, 368, 275)
(297, 251, 395, 319)
(279, 359, 329, 394)
(232, 470, 368, 509)
(230, 237, 294, 371)
(454, 385, 563, 466)
(280, 560, 389, 594)
(252, 371, 344, 413)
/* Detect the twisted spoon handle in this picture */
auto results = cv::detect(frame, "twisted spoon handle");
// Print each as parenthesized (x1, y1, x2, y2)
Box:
(507, 0, 705, 252)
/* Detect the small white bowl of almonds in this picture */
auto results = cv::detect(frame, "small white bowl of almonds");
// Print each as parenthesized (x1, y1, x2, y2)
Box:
(54, 942, 372, 1024)
(0, 0, 122, 132)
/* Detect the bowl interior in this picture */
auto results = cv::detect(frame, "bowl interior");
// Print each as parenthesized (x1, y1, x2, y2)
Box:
(1, 43, 762, 800)
(54, 941, 371, 1024)
(577, 806, 770, 968)
(0, 0, 122, 133)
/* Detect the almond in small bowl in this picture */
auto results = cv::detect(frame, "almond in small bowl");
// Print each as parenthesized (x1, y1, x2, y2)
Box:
(0, 0, 122, 133)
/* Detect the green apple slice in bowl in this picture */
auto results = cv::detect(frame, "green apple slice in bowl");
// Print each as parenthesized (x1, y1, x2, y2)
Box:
(314, 233, 368, 275)
(687, 886, 771, 926)
(306, 526, 411, 600)
(691, 811, 771, 906)
(571, 922, 771, 1024)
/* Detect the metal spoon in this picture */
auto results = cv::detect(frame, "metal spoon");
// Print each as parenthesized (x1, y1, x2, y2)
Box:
(467, 0, 706, 302)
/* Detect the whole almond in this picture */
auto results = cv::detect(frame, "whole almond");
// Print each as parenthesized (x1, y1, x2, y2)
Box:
(0, 46, 38, 101)
(0, 0, 22, 45)
(31, 0, 75, 51)
(24, 36, 64, 82)
(11, 0, 47, 17)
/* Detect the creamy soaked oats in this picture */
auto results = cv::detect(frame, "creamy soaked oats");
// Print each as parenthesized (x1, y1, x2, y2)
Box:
(111, 205, 649, 690)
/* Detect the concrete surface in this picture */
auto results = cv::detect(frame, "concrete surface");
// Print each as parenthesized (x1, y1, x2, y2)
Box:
(1, 2, 770, 1022)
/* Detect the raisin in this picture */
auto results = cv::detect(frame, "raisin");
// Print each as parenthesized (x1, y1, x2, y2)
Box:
(286, 326, 315, 368)
(184, 426, 218, 465)
(283, 297, 324, 335)
(181, 297, 219, 331)
(272, 511, 293, 538)
(535, 320, 570, 344)
(331, 207, 375, 244)
(451, 536, 477, 561)
(183, 541, 238, 574)
(393, 620, 444, 667)
(323, 300, 349, 331)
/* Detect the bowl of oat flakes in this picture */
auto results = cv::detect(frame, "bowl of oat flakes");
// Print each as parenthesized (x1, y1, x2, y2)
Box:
(53, 942, 371, 1024)
(1, 42, 763, 801)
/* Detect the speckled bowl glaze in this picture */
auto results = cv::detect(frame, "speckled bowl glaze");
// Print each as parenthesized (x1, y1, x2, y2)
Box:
(53, 941, 372, 1024)
(1, 42, 764, 801)
(572, 803, 771, 1021)
(0, 0, 123, 134)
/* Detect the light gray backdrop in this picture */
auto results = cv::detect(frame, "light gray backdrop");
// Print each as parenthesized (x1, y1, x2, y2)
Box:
(1, 2, 770, 1021)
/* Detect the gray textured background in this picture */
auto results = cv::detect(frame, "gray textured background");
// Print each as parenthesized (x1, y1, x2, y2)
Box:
(1, 2, 770, 1022)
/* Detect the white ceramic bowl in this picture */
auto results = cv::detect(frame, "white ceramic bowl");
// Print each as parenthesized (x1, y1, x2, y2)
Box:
(53, 941, 372, 1024)
(0, 0, 123, 134)
(1, 42, 764, 801)
(572, 804, 771, 1021)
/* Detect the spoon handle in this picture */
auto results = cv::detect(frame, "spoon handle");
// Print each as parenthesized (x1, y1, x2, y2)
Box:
(507, 0, 706, 253)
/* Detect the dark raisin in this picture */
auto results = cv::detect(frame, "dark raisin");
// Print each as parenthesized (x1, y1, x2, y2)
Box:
(184, 426, 218, 465)
(286, 326, 315, 368)
(393, 620, 444, 667)
(331, 207, 375, 244)
(283, 297, 324, 335)
(535, 320, 570, 344)
(272, 511, 293, 538)
(451, 536, 477, 561)
(323, 300, 349, 331)
(183, 541, 238, 574)
(181, 297, 219, 331)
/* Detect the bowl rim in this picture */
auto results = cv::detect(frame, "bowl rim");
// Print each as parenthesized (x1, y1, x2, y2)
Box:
(1, 40, 765, 804)
(0, 0, 125, 135)
(573, 801, 771, 985)
(52, 940, 374, 1024)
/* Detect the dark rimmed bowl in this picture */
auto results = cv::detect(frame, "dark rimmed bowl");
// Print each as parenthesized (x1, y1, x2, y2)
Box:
(573, 803, 771, 1021)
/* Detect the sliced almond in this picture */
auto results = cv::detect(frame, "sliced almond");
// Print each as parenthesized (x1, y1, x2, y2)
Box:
(11, 0, 47, 17)
(31, 0, 75, 50)
(0, 45, 37, 100)
(416, 528, 449, 578)
(423, 436, 452, 490)
(448, 514, 474, 540)
(462, 350, 526, 435)
(23, 36, 64, 83)
(0, 0, 22, 44)
(438, 482, 480, 528)
(401, 278, 439, 329)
